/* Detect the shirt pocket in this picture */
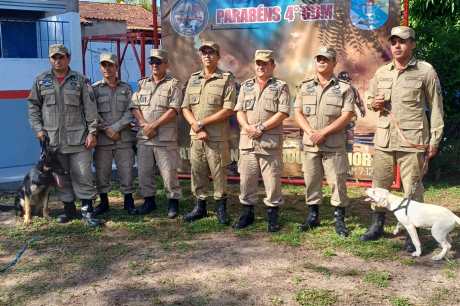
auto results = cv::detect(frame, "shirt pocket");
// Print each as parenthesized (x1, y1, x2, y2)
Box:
(399, 120, 424, 147)
(374, 119, 390, 148)
(263, 92, 278, 113)
(66, 126, 86, 146)
(40, 89, 57, 128)
(243, 95, 256, 111)
(302, 94, 317, 115)
(116, 93, 130, 112)
(401, 77, 423, 102)
(207, 85, 224, 106)
(63, 89, 81, 107)
(377, 80, 393, 101)
(137, 89, 151, 106)
(324, 93, 343, 116)
(187, 86, 201, 105)
(156, 89, 170, 109)
(97, 96, 111, 113)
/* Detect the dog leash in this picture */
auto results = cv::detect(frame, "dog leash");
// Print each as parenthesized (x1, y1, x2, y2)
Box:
(0, 236, 39, 274)
(390, 197, 411, 215)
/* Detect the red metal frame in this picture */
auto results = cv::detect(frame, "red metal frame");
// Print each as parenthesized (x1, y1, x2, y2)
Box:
(403, 0, 409, 26)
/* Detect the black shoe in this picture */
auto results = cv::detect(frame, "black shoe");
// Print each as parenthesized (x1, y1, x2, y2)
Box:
(299, 205, 320, 231)
(404, 229, 417, 253)
(215, 198, 229, 225)
(57, 201, 77, 223)
(81, 199, 104, 227)
(123, 193, 137, 215)
(184, 199, 207, 222)
(334, 207, 349, 237)
(267, 207, 281, 232)
(94, 193, 109, 215)
(233, 205, 255, 229)
(136, 196, 156, 215)
(167, 199, 179, 219)
(360, 212, 386, 241)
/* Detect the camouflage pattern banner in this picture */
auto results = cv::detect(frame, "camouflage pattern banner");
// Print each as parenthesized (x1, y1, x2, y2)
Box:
(161, 0, 400, 181)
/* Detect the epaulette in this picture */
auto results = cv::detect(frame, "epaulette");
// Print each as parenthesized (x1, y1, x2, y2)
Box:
(417, 60, 434, 70)
(137, 77, 149, 85)
(242, 78, 255, 86)
(338, 78, 350, 85)
(92, 80, 104, 87)
(191, 70, 201, 76)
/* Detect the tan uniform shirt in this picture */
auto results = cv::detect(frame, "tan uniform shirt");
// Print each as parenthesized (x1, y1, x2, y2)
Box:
(28, 69, 97, 153)
(235, 77, 290, 155)
(93, 80, 134, 148)
(366, 58, 444, 152)
(130, 74, 182, 146)
(295, 75, 355, 152)
(182, 69, 236, 142)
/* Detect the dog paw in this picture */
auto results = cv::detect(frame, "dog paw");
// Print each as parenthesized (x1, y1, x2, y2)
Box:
(392, 229, 400, 235)
(411, 251, 421, 257)
(431, 254, 444, 261)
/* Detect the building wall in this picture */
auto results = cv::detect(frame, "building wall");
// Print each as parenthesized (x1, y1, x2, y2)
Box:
(0, 0, 78, 13)
(82, 20, 127, 37)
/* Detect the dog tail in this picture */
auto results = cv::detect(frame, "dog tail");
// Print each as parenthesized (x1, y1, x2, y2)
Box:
(456, 215, 460, 226)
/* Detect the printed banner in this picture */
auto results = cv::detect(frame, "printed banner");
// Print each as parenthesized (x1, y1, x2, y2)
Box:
(161, 0, 401, 181)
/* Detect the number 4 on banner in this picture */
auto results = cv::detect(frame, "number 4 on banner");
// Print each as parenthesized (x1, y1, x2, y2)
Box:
(284, 5, 297, 22)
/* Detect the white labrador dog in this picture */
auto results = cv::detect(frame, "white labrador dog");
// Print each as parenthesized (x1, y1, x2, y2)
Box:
(366, 187, 460, 260)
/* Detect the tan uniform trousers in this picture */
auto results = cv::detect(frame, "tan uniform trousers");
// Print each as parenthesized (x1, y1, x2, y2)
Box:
(94, 146, 135, 194)
(302, 151, 349, 207)
(372, 150, 425, 211)
(137, 144, 181, 199)
(238, 150, 283, 207)
(190, 139, 228, 200)
(56, 150, 96, 202)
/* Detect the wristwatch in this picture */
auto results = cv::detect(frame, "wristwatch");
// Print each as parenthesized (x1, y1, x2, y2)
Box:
(256, 123, 266, 133)
(197, 121, 204, 130)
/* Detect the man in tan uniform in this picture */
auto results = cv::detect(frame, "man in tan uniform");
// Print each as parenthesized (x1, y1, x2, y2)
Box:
(294, 47, 355, 237)
(92, 53, 136, 215)
(233, 50, 290, 232)
(28, 44, 102, 227)
(360, 26, 444, 250)
(130, 49, 182, 218)
(182, 41, 237, 224)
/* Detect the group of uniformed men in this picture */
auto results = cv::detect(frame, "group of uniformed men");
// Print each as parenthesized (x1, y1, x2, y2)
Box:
(28, 25, 443, 251)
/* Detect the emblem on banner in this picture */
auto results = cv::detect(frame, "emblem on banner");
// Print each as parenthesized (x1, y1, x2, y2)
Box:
(350, 0, 389, 30)
(170, 0, 209, 37)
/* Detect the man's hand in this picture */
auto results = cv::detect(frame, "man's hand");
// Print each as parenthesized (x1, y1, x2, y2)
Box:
(143, 123, 157, 139)
(245, 125, 262, 139)
(105, 127, 121, 141)
(36, 130, 46, 141)
(427, 145, 438, 159)
(85, 133, 97, 149)
(371, 95, 385, 111)
(310, 130, 326, 145)
(191, 121, 202, 133)
(196, 130, 208, 141)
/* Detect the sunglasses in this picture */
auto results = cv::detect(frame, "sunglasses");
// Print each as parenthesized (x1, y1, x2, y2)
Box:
(149, 58, 164, 65)
(200, 49, 217, 56)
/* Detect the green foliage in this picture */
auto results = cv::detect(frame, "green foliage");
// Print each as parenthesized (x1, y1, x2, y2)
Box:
(389, 296, 413, 306)
(408, 0, 460, 178)
(363, 271, 391, 288)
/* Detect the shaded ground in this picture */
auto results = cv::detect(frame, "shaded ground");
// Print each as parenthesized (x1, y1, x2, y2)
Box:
(1, 181, 460, 306)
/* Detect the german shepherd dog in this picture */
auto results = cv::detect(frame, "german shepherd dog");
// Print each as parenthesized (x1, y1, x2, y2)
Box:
(15, 136, 65, 224)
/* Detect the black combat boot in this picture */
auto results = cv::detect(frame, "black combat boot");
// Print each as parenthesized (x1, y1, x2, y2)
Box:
(215, 198, 230, 225)
(94, 193, 109, 215)
(167, 198, 179, 219)
(360, 212, 386, 241)
(184, 199, 207, 222)
(299, 204, 320, 231)
(136, 196, 156, 215)
(81, 199, 104, 227)
(233, 205, 255, 229)
(334, 207, 349, 237)
(57, 201, 77, 223)
(267, 207, 281, 232)
(404, 229, 417, 253)
(123, 193, 137, 215)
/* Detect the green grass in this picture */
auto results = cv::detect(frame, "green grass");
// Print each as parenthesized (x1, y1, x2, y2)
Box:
(442, 259, 459, 279)
(363, 270, 391, 288)
(295, 288, 337, 306)
(389, 296, 413, 306)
